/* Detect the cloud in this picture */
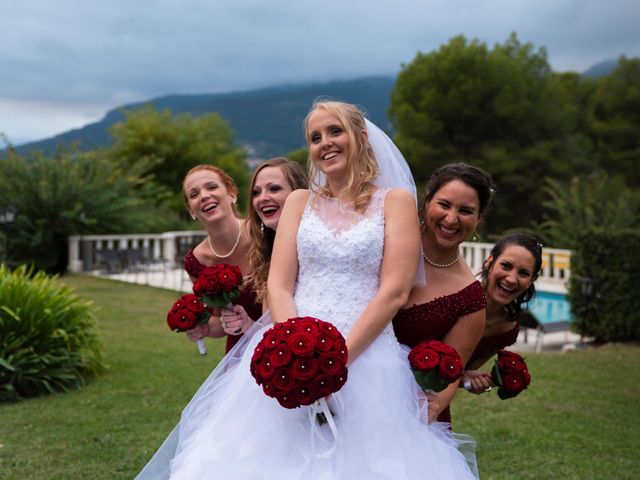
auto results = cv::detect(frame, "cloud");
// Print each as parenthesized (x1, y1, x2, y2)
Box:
(1, 0, 638, 144)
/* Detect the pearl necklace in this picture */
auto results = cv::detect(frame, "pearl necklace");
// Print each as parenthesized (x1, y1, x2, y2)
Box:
(207, 219, 242, 259)
(422, 249, 461, 268)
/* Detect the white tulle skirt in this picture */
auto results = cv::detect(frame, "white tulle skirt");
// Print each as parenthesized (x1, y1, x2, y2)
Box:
(136, 315, 478, 480)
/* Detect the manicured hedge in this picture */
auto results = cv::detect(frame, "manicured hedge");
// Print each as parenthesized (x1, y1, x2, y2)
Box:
(0, 265, 105, 401)
(569, 230, 640, 342)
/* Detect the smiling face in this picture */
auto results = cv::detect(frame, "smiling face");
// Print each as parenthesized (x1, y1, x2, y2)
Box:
(183, 169, 236, 223)
(485, 245, 537, 306)
(423, 179, 480, 249)
(307, 108, 351, 178)
(251, 166, 294, 230)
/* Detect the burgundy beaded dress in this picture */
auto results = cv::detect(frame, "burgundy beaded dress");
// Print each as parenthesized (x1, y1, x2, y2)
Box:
(392, 281, 486, 424)
(183, 248, 262, 353)
(468, 321, 519, 367)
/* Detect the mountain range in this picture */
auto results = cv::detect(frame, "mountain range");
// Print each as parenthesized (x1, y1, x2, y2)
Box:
(6, 59, 619, 160)
(9, 76, 395, 160)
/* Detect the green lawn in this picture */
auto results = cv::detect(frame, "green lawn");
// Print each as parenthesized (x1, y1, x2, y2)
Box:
(1, 274, 639, 479)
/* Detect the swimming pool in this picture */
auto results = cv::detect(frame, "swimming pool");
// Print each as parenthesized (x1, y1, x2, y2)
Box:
(526, 291, 573, 324)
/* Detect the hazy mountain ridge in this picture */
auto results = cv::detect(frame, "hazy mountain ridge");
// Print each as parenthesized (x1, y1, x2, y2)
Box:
(9, 76, 396, 159)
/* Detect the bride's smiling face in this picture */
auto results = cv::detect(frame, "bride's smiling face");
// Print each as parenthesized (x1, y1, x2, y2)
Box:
(307, 109, 351, 177)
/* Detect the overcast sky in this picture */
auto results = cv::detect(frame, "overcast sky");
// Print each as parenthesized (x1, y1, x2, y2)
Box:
(2, 0, 638, 145)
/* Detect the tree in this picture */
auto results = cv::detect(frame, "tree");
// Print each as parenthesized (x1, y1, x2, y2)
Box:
(589, 56, 640, 185)
(106, 106, 250, 214)
(389, 34, 588, 233)
(539, 172, 640, 249)
(0, 148, 171, 273)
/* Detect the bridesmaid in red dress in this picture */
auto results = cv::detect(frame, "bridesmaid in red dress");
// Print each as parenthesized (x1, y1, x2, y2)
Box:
(392, 162, 495, 425)
(183, 160, 307, 353)
(182, 164, 258, 353)
(461, 233, 543, 393)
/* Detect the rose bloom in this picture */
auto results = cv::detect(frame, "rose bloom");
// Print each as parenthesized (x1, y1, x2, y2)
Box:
(315, 331, 336, 352)
(167, 308, 197, 331)
(290, 357, 319, 382)
(332, 343, 348, 364)
(502, 374, 526, 393)
(293, 384, 320, 406)
(428, 340, 456, 355)
(276, 392, 299, 409)
(256, 359, 275, 382)
(183, 294, 206, 314)
(269, 346, 293, 368)
(288, 332, 317, 357)
(409, 346, 440, 371)
(272, 369, 295, 392)
(312, 375, 336, 397)
(438, 353, 464, 382)
(294, 317, 319, 336)
(319, 352, 344, 375)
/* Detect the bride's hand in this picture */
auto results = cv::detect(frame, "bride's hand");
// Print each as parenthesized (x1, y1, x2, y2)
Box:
(186, 323, 209, 342)
(424, 391, 445, 424)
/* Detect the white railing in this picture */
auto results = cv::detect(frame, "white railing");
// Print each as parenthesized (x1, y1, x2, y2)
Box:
(461, 241, 572, 293)
(67, 231, 206, 273)
(68, 234, 572, 293)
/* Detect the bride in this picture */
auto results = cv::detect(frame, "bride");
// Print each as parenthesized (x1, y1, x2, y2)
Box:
(137, 101, 478, 479)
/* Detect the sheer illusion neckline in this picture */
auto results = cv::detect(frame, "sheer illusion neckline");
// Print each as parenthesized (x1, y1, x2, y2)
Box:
(306, 188, 385, 237)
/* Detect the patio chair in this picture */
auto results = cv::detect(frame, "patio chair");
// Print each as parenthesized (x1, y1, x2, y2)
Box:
(520, 311, 573, 353)
(95, 249, 124, 273)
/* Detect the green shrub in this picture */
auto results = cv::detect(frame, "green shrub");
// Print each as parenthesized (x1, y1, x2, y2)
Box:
(0, 265, 105, 401)
(569, 230, 640, 342)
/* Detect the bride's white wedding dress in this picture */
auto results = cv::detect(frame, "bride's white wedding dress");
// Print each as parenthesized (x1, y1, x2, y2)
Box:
(137, 189, 477, 479)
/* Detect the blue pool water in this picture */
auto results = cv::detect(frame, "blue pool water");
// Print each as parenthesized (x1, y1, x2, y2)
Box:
(526, 291, 572, 324)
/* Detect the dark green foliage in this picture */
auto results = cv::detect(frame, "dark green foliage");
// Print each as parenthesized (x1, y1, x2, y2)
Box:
(0, 266, 104, 401)
(389, 34, 596, 233)
(569, 231, 640, 342)
(588, 56, 640, 186)
(0, 148, 175, 273)
(106, 106, 250, 212)
(540, 172, 640, 249)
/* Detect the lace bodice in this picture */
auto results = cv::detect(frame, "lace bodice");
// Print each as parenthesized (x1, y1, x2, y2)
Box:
(294, 189, 393, 340)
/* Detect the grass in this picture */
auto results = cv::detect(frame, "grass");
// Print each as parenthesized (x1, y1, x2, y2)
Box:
(1, 274, 639, 479)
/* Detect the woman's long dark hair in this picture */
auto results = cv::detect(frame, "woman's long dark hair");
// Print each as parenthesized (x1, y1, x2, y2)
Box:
(481, 233, 543, 318)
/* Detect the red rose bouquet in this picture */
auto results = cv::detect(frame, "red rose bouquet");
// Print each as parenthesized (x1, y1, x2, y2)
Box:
(167, 293, 210, 355)
(408, 340, 464, 393)
(490, 350, 531, 399)
(193, 264, 243, 309)
(250, 316, 348, 410)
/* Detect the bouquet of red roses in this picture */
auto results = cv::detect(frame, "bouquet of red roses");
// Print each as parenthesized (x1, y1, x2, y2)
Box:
(490, 350, 531, 399)
(408, 340, 464, 393)
(167, 293, 210, 355)
(193, 264, 243, 309)
(250, 316, 348, 410)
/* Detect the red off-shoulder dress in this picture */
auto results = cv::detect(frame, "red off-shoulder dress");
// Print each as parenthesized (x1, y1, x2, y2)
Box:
(184, 248, 262, 353)
(392, 281, 486, 424)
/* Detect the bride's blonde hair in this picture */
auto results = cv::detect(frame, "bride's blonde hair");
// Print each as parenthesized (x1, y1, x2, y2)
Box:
(304, 101, 378, 213)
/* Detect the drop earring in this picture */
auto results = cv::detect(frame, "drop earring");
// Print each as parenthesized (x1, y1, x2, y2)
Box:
(260, 222, 264, 235)
(471, 230, 480, 242)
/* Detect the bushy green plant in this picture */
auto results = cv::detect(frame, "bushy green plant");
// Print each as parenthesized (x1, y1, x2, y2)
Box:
(0, 148, 178, 273)
(569, 230, 640, 342)
(539, 172, 640, 249)
(0, 265, 104, 401)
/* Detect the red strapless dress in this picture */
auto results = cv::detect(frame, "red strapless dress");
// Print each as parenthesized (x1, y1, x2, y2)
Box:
(184, 248, 262, 352)
(392, 281, 486, 424)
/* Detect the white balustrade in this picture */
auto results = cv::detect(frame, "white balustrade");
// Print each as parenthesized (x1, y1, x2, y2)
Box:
(67, 231, 206, 273)
(68, 235, 572, 294)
